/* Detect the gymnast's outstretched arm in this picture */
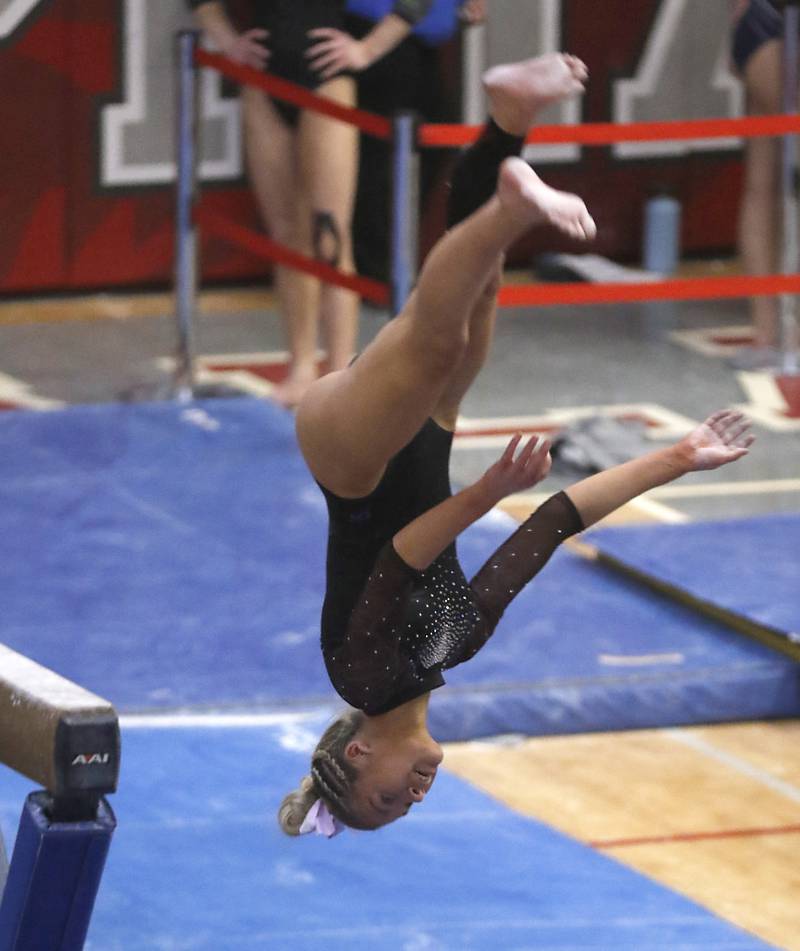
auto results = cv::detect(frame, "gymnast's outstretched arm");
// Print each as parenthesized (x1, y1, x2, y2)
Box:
(393, 433, 553, 569)
(564, 409, 753, 529)
(436, 410, 755, 668)
(395, 409, 753, 575)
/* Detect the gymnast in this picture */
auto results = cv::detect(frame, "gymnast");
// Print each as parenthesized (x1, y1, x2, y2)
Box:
(279, 54, 755, 837)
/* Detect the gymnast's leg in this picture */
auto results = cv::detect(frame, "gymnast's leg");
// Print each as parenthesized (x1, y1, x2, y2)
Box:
(296, 55, 594, 499)
(431, 54, 589, 427)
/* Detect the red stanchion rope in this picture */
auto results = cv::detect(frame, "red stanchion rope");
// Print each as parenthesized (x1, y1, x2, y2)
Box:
(497, 274, 800, 308)
(195, 48, 800, 309)
(419, 114, 800, 148)
(197, 206, 390, 305)
(195, 49, 392, 140)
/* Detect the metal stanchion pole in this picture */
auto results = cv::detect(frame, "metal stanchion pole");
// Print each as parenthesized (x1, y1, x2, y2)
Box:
(461, 20, 487, 125)
(779, 2, 800, 374)
(390, 111, 420, 315)
(173, 30, 200, 400)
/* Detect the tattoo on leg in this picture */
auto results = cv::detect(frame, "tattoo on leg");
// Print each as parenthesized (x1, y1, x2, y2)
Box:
(312, 211, 342, 267)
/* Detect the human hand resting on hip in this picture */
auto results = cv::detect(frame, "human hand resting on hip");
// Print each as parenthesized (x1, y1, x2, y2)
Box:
(222, 28, 269, 69)
(306, 28, 370, 80)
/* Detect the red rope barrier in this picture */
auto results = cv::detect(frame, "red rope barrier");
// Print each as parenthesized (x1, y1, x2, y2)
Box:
(195, 49, 392, 140)
(197, 204, 797, 308)
(197, 207, 391, 306)
(193, 47, 800, 310)
(497, 274, 800, 308)
(419, 113, 800, 148)
(198, 210, 799, 311)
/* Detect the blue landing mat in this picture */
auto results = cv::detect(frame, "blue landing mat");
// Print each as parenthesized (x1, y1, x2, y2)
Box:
(0, 399, 797, 740)
(0, 717, 780, 950)
(586, 517, 800, 646)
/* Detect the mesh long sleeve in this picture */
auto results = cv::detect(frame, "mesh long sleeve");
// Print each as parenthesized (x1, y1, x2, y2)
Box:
(325, 493, 583, 709)
(323, 542, 421, 711)
(442, 492, 584, 669)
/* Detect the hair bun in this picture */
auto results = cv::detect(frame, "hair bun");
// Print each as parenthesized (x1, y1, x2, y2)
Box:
(278, 776, 317, 836)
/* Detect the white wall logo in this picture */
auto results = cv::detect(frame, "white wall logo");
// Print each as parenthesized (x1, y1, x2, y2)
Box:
(101, 0, 240, 186)
(0, 0, 45, 38)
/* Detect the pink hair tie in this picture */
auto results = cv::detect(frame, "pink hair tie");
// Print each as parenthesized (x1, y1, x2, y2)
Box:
(299, 798, 345, 838)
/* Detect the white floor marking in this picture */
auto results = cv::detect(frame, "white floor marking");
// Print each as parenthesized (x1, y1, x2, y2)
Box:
(0, 370, 64, 409)
(120, 709, 332, 729)
(508, 479, 800, 516)
(651, 478, 800, 498)
(628, 496, 690, 523)
(666, 729, 800, 804)
(598, 652, 685, 666)
(455, 403, 697, 444)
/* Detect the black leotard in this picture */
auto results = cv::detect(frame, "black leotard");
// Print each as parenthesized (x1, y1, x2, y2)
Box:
(319, 121, 584, 715)
(320, 423, 583, 714)
(732, 0, 785, 74)
(190, 1, 434, 127)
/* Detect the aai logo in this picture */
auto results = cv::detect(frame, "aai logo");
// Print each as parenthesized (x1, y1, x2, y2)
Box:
(71, 753, 111, 766)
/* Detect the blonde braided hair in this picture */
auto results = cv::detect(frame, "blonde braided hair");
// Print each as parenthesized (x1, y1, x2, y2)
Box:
(278, 710, 373, 835)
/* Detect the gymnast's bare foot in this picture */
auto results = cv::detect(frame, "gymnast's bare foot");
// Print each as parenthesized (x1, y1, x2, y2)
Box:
(484, 53, 588, 136)
(498, 156, 596, 241)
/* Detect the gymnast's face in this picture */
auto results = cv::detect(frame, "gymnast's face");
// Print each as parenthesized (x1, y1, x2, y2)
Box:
(345, 735, 444, 828)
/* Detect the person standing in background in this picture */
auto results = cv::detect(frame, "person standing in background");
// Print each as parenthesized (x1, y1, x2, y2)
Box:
(189, 1, 438, 407)
(730, 0, 794, 369)
(345, 0, 487, 282)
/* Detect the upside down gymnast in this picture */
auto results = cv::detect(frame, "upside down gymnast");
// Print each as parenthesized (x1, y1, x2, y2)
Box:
(279, 53, 755, 837)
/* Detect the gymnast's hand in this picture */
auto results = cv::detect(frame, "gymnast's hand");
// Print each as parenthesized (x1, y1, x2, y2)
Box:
(479, 433, 552, 503)
(306, 28, 371, 80)
(222, 28, 269, 70)
(676, 410, 754, 472)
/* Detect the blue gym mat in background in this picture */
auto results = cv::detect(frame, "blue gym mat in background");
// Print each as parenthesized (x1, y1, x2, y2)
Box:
(0, 399, 797, 740)
(0, 716, 781, 950)
(587, 517, 800, 645)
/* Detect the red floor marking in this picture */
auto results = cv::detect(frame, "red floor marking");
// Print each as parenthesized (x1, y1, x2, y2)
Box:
(590, 823, 800, 849)
(776, 375, 800, 419)
(0, 401, 21, 411)
(205, 361, 287, 384)
(711, 333, 755, 347)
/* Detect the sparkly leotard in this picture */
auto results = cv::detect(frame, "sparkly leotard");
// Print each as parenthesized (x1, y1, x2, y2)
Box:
(319, 120, 585, 715)
(320, 427, 583, 714)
